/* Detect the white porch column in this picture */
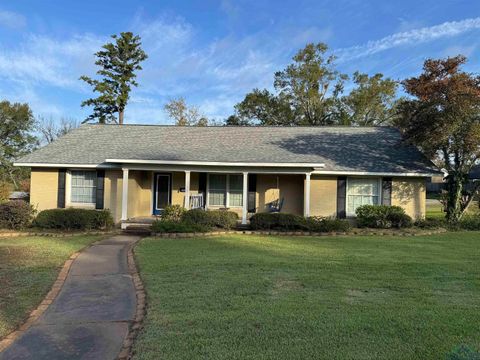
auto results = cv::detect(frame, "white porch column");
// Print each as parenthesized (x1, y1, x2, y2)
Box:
(304, 173, 311, 217)
(242, 172, 248, 224)
(121, 168, 129, 221)
(184, 171, 191, 209)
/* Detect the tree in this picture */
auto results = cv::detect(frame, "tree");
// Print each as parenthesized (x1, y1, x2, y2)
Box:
(396, 55, 480, 222)
(36, 116, 78, 144)
(164, 98, 209, 126)
(80, 32, 148, 124)
(274, 43, 347, 125)
(233, 89, 295, 126)
(337, 72, 398, 126)
(0, 101, 37, 188)
(229, 43, 347, 126)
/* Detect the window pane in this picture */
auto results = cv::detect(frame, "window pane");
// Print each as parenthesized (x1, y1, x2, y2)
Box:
(208, 174, 226, 206)
(209, 174, 226, 190)
(229, 191, 243, 207)
(209, 190, 225, 206)
(346, 178, 379, 215)
(71, 171, 96, 203)
(229, 175, 243, 191)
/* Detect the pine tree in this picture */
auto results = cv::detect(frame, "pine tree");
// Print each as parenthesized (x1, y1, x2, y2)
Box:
(80, 32, 148, 124)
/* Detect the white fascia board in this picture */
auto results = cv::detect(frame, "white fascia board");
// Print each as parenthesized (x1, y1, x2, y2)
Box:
(13, 162, 114, 169)
(312, 170, 439, 177)
(105, 158, 326, 168)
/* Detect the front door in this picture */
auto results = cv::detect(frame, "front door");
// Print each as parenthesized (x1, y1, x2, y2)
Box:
(153, 173, 171, 215)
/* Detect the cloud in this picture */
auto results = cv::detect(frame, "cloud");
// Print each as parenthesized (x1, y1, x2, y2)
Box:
(0, 33, 105, 88)
(0, 9, 26, 29)
(336, 17, 480, 62)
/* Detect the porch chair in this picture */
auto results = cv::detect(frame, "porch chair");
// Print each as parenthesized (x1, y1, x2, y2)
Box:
(268, 197, 284, 213)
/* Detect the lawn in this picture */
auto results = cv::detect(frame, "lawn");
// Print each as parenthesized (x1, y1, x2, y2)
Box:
(0, 235, 101, 338)
(133, 233, 480, 360)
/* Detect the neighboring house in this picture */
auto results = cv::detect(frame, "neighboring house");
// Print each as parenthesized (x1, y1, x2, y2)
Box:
(8, 191, 29, 201)
(14, 125, 440, 227)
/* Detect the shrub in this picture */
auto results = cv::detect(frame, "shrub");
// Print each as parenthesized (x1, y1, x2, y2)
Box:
(0, 200, 35, 229)
(161, 204, 186, 222)
(182, 209, 239, 229)
(356, 205, 412, 228)
(414, 218, 447, 229)
(305, 216, 352, 232)
(33, 208, 114, 230)
(458, 216, 480, 231)
(151, 220, 209, 233)
(249, 213, 307, 231)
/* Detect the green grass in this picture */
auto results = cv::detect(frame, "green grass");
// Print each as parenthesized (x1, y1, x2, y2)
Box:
(426, 201, 480, 220)
(426, 203, 446, 219)
(133, 233, 480, 360)
(0, 235, 101, 338)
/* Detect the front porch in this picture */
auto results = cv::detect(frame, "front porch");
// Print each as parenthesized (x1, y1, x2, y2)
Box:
(115, 168, 311, 227)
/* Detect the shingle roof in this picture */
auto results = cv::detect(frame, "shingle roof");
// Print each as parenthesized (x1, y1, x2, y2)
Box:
(16, 124, 439, 174)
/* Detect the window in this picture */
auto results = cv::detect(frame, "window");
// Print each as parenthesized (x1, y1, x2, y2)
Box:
(208, 174, 227, 206)
(207, 174, 243, 207)
(229, 174, 243, 207)
(346, 178, 380, 216)
(71, 170, 97, 204)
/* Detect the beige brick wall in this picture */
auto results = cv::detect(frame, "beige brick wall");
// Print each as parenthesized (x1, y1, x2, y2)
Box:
(256, 174, 303, 215)
(391, 177, 426, 220)
(30, 168, 59, 212)
(104, 170, 153, 222)
(309, 175, 337, 217)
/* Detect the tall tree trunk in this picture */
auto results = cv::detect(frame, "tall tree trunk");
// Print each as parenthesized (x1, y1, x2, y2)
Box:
(445, 173, 463, 222)
(118, 110, 124, 125)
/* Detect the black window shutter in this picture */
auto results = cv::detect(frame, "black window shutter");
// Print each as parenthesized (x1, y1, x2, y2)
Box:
(248, 174, 257, 212)
(57, 169, 66, 208)
(96, 170, 105, 209)
(382, 177, 392, 206)
(199, 173, 207, 195)
(337, 176, 347, 219)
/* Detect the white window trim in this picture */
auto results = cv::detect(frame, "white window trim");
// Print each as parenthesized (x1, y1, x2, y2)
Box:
(206, 173, 243, 208)
(346, 177, 382, 217)
(66, 169, 97, 208)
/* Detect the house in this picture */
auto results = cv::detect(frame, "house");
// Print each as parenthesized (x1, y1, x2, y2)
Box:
(8, 191, 29, 201)
(14, 125, 440, 227)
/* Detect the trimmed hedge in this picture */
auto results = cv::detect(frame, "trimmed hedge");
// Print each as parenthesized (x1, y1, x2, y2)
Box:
(0, 200, 35, 229)
(305, 216, 352, 232)
(33, 208, 114, 230)
(356, 205, 412, 228)
(151, 220, 209, 233)
(152, 209, 239, 233)
(250, 213, 306, 231)
(250, 213, 351, 232)
(182, 209, 239, 230)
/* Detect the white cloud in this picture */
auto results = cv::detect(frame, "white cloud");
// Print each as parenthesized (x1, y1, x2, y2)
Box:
(0, 9, 26, 29)
(336, 17, 480, 62)
(0, 33, 105, 88)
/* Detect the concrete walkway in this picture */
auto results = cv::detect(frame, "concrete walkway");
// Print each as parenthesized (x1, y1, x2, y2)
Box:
(1, 235, 140, 360)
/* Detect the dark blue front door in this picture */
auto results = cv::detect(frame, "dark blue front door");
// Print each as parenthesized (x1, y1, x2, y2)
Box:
(153, 173, 171, 215)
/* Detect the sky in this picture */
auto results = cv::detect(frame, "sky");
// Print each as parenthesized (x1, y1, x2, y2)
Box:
(0, 0, 480, 125)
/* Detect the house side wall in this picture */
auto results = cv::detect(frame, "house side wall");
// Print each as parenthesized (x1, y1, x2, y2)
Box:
(309, 175, 338, 217)
(256, 174, 303, 215)
(391, 177, 426, 219)
(30, 168, 59, 211)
